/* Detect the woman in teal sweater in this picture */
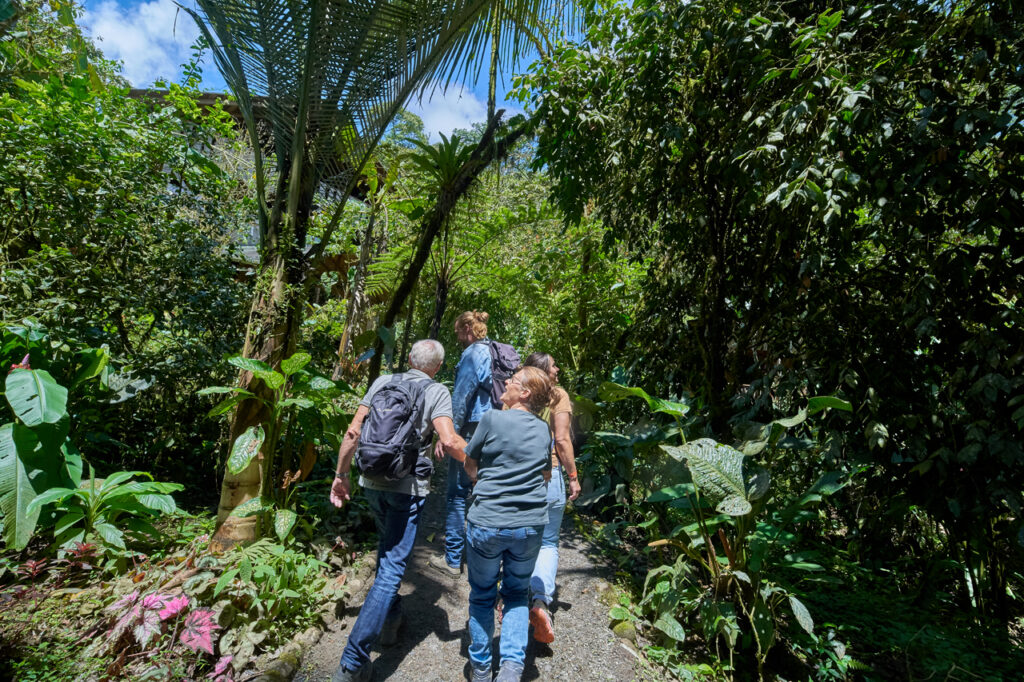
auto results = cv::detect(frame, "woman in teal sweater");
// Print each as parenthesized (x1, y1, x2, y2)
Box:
(446, 366, 554, 682)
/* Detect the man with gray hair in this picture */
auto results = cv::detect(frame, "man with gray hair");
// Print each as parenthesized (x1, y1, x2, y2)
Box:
(329, 339, 465, 682)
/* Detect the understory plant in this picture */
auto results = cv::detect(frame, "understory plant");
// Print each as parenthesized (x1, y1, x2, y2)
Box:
(87, 588, 234, 681)
(0, 323, 107, 549)
(27, 467, 184, 558)
(199, 351, 354, 540)
(177, 537, 340, 672)
(596, 382, 862, 678)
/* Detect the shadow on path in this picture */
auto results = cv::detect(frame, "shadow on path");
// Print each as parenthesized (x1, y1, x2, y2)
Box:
(295, 465, 645, 681)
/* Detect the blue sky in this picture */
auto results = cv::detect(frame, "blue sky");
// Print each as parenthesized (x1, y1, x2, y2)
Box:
(79, 0, 527, 140)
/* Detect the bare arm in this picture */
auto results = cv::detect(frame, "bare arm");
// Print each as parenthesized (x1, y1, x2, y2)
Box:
(435, 415, 477, 481)
(432, 416, 467, 460)
(330, 405, 369, 508)
(462, 456, 478, 482)
(553, 411, 581, 501)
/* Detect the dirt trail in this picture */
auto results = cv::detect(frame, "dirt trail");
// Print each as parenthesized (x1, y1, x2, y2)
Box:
(295, 469, 648, 681)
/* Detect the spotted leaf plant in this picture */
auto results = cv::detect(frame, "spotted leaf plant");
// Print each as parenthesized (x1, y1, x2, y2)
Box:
(198, 351, 353, 539)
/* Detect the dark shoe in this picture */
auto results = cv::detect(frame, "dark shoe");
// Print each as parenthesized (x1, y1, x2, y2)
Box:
(470, 665, 492, 682)
(529, 599, 554, 644)
(494, 662, 524, 682)
(428, 554, 461, 577)
(379, 611, 403, 646)
(332, 661, 372, 682)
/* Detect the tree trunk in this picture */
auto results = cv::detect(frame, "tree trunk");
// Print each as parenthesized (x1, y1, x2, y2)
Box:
(428, 276, 450, 340)
(397, 283, 417, 371)
(211, 252, 303, 551)
(366, 111, 534, 384)
(211, 159, 316, 550)
(332, 209, 377, 380)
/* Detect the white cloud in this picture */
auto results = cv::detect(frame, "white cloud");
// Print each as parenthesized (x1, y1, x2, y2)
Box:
(407, 85, 524, 142)
(406, 85, 487, 141)
(81, 0, 202, 87)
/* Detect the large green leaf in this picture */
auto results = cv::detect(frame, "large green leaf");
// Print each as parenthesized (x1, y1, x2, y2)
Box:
(788, 595, 814, 635)
(662, 439, 744, 501)
(227, 356, 274, 374)
(599, 382, 690, 418)
(227, 425, 265, 475)
(26, 486, 75, 515)
(0, 423, 46, 549)
(208, 395, 247, 418)
(646, 483, 695, 503)
(807, 395, 853, 415)
(274, 508, 298, 541)
(227, 355, 287, 391)
(230, 496, 271, 518)
(653, 613, 687, 642)
(5, 369, 68, 426)
(61, 440, 83, 487)
(94, 521, 125, 549)
(258, 370, 286, 391)
(137, 494, 178, 514)
(280, 352, 311, 376)
(750, 597, 776, 654)
(662, 439, 768, 516)
(72, 347, 110, 387)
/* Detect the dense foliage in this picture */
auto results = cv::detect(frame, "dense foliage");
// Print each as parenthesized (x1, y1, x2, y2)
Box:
(521, 0, 1023, 627)
(1, 0, 1022, 679)
(0, 2, 248, 486)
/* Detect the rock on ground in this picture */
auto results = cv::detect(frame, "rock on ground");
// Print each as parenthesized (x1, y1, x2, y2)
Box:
(295, 467, 653, 682)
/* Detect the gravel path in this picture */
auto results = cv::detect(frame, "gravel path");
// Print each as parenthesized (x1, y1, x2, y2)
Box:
(295, 468, 648, 682)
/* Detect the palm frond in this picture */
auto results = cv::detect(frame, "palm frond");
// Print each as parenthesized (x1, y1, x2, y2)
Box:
(183, 0, 560, 244)
(430, 0, 581, 92)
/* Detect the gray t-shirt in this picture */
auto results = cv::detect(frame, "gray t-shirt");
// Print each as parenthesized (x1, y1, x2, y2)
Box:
(357, 369, 453, 497)
(465, 409, 551, 528)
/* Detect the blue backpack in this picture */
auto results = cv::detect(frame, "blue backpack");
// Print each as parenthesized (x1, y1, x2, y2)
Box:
(356, 375, 429, 481)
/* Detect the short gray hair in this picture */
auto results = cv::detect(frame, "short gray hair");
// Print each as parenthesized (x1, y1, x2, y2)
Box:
(408, 339, 444, 371)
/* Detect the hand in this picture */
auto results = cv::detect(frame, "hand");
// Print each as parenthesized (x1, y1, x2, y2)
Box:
(329, 475, 350, 508)
(542, 468, 551, 483)
(434, 440, 445, 460)
(567, 476, 582, 501)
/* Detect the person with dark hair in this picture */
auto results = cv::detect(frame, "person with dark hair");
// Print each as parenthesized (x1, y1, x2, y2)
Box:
(430, 310, 493, 576)
(445, 366, 556, 682)
(520, 352, 581, 644)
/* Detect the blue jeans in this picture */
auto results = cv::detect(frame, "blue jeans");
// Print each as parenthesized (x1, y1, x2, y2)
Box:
(339, 489, 424, 671)
(444, 422, 477, 567)
(531, 467, 566, 604)
(466, 522, 543, 672)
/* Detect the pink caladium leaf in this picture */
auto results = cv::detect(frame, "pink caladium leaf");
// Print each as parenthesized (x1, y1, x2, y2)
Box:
(207, 655, 233, 680)
(107, 590, 140, 613)
(180, 608, 220, 655)
(133, 607, 162, 648)
(107, 591, 142, 643)
(158, 594, 189, 621)
(141, 593, 168, 611)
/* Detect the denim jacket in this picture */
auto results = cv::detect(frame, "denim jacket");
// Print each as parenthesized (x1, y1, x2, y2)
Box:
(452, 340, 493, 432)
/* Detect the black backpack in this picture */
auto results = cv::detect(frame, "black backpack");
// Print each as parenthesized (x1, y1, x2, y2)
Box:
(355, 375, 429, 481)
(482, 339, 521, 409)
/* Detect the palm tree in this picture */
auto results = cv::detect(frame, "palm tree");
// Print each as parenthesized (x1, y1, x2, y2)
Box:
(181, 0, 575, 548)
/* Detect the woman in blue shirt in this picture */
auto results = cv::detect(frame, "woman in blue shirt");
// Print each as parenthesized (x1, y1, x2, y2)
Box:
(431, 310, 493, 575)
